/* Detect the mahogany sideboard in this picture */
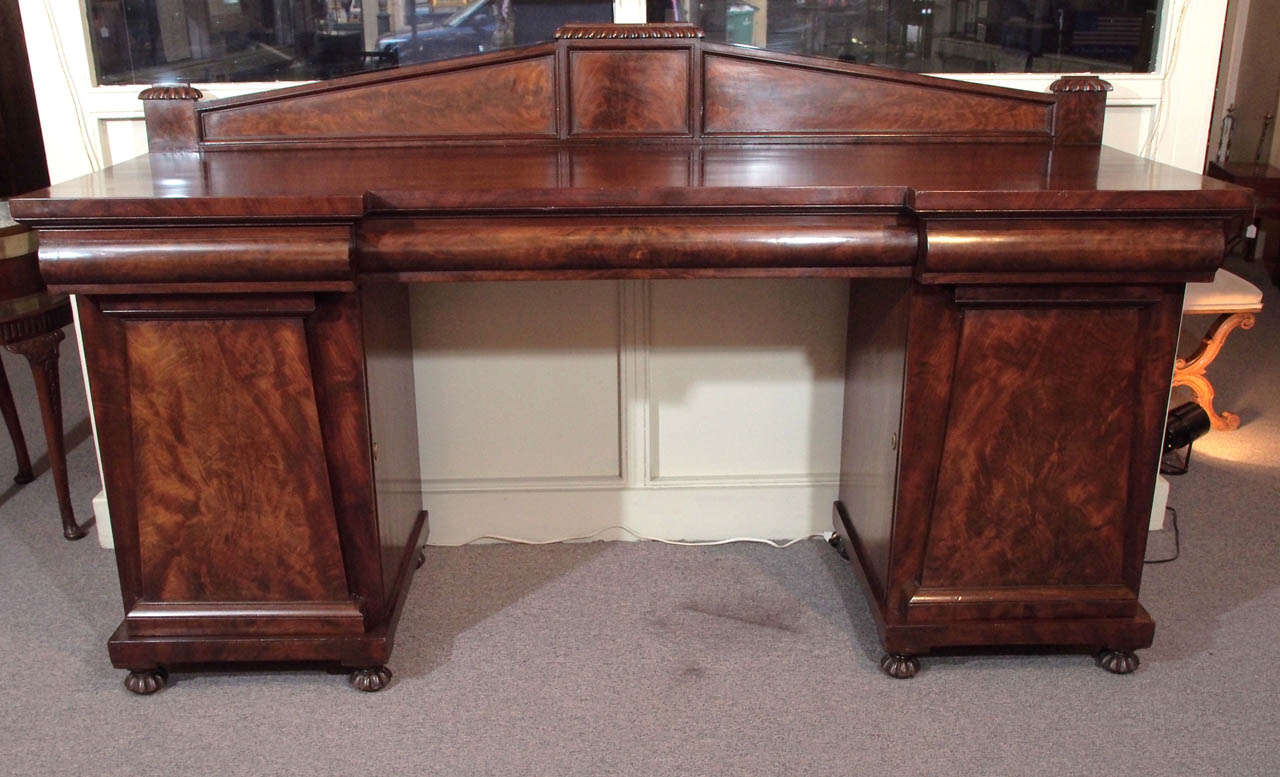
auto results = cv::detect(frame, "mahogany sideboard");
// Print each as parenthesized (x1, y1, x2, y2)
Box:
(10, 23, 1251, 693)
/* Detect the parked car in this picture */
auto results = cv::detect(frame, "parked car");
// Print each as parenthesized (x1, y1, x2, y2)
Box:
(351, 0, 456, 29)
(412, 3, 459, 27)
(377, 0, 498, 66)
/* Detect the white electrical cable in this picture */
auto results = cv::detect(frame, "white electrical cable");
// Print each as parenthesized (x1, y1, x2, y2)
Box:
(461, 524, 830, 548)
(40, 0, 103, 172)
(1140, 0, 1189, 161)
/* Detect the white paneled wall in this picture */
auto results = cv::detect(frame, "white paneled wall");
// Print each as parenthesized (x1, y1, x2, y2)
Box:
(98, 118, 150, 167)
(411, 280, 849, 544)
(413, 281, 624, 487)
(646, 279, 846, 484)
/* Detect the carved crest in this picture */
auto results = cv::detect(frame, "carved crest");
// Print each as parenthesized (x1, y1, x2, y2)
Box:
(555, 23, 703, 39)
(138, 84, 203, 101)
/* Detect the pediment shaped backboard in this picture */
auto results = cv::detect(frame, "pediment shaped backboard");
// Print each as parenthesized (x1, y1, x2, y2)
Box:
(141, 23, 1107, 152)
(202, 52, 558, 142)
(701, 50, 1052, 137)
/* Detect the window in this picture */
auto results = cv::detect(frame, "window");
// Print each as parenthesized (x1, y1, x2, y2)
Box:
(89, 0, 613, 84)
(681, 0, 1163, 74)
(88, 0, 1161, 85)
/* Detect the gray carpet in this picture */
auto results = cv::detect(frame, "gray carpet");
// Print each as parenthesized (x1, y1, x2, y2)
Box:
(1, 260, 1278, 776)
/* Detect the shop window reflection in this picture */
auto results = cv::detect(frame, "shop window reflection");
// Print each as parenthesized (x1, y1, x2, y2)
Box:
(89, 0, 611, 84)
(88, 0, 1161, 85)
(657, 0, 1161, 74)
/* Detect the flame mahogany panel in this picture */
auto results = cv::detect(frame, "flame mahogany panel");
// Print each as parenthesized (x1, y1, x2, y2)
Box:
(306, 292, 391, 623)
(200, 56, 557, 142)
(878, 284, 1182, 633)
(920, 306, 1141, 588)
(568, 49, 692, 136)
(123, 314, 349, 603)
(78, 292, 422, 670)
(702, 53, 1053, 137)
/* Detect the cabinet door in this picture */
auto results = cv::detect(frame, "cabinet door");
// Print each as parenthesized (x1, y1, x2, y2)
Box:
(892, 284, 1183, 624)
(77, 293, 381, 637)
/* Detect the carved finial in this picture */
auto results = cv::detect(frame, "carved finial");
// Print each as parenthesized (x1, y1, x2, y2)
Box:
(138, 84, 203, 101)
(555, 23, 704, 40)
(1049, 76, 1113, 93)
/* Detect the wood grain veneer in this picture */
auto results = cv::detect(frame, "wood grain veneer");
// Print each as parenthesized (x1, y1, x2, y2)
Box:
(126, 315, 348, 602)
(10, 145, 1250, 225)
(202, 55, 557, 143)
(140, 88, 202, 152)
(921, 306, 1140, 589)
(357, 215, 918, 275)
(306, 292, 391, 625)
(38, 226, 353, 288)
(1050, 76, 1111, 147)
(921, 218, 1224, 278)
(838, 283, 1181, 643)
(568, 49, 692, 136)
(359, 283, 424, 610)
(837, 279, 910, 601)
(120, 26, 1095, 150)
(703, 52, 1053, 138)
(125, 601, 366, 636)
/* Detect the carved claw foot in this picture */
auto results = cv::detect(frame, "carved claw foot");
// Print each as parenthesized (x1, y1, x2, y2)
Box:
(1097, 649, 1140, 675)
(349, 666, 393, 692)
(880, 653, 919, 679)
(827, 534, 849, 560)
(124, 667, 169, 695)
(63, 522, 89, 541)
(13, 469, 33, 485)
(415, 547, 427, 569)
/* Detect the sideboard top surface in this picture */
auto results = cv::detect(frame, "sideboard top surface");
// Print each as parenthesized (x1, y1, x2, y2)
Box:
(9, 143, 1251, 224)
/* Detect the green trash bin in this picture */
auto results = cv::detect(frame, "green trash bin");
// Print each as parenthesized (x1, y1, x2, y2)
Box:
(725, 3, 757, 46)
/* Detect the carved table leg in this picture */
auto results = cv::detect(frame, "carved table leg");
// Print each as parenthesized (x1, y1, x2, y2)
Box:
(880, 653, 920, 679)
(349, 666, 393, 692)
(1096, 649, 1140, 675)
(0, 362, 34, 484)
(6, 329, 86, 540)
(124, 667, 169, 695)
(1172, 312, 1256, 431)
